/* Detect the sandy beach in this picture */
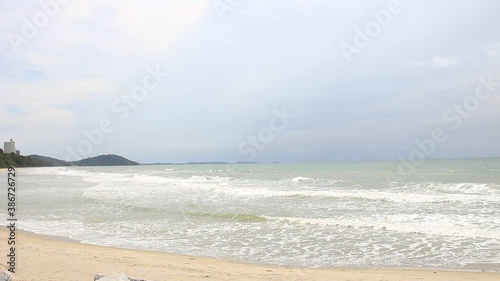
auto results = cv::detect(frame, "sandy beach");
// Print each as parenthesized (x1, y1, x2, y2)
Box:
(0, 229, 497, 281)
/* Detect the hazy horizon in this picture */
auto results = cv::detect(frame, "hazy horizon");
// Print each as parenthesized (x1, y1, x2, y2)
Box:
(1, 0, 500, 163)
(22, 153, 500, 166)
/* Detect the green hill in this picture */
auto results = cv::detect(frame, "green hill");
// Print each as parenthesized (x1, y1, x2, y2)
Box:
(0, 151, 139, 168)
(28, 155, 72, 167)
(0, 152, 38, 168)
(74, 154, 139, 166)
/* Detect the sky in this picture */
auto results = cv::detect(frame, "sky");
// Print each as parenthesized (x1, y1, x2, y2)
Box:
(0, 0, 500, 163)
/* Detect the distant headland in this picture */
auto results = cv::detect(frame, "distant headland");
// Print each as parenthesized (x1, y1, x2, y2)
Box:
(0, 152, 139, 168)
(0, 139, 256, 168)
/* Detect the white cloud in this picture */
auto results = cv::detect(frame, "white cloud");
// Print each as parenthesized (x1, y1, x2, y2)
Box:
(409, 59, 426, 67)
(0, 0, 210, 71)
(484, 42, 500, 58)
(410, 42, 500, 69)
(0, 104, 76, 143)
(0, 79, 115, 106)
(38, 0, 210, 57)
(294, 0, 322, 7)
(410, 56, 461, 68)
(431, 56, 460, 67)
(0, 0, 209, 139)
(0, 1, 499, 160)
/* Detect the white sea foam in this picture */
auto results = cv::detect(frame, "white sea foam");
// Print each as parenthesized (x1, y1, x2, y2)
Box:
(76, 172, 500, 205)
(395, 182, 500, 195)
(10, 163, 500, 269)
(291, 176, 312, 182)
(266, 215, 500, 240)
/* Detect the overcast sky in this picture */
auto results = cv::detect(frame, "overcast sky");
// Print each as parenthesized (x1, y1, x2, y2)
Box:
(1, 0, 499, 163)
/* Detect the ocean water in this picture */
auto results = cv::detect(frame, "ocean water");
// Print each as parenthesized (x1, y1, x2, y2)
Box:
(2, 159, 500, 269)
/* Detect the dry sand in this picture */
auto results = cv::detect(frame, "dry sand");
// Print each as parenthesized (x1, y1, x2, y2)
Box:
(0, 229, 498, 281)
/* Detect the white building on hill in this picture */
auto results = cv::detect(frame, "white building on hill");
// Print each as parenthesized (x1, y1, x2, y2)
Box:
(4, 139, 18, 154)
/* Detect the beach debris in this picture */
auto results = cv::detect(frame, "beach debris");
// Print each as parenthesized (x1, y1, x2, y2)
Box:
(94, 274, 129, 281)
(0, 271, 12, 281)
(94, 273, 150, 281)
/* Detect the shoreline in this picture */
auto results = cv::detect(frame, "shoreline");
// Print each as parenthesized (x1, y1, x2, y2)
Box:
(1, 228, 499, 281)
(11, 227, 500, 273)
(14, 228, 500, 274)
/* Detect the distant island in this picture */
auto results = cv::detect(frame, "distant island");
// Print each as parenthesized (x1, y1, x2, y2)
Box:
(0, 151, 139, 168)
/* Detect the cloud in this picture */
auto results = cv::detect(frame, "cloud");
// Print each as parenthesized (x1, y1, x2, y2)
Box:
(294, 0, 322, 7)
(484, 42, 500, 58)
(0, 0, 210, 145)
(409, 59, 426, 67)
(431, 56, 461, 67)
(106, 0, 209, 55)
(410, 56, 461, 67)
(1, 1, 500, 161)
(0, 77, 112, 142)
(0, 78, 115, 106)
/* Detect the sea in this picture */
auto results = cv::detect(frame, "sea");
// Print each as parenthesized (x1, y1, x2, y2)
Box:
(2, 158, 500, 270)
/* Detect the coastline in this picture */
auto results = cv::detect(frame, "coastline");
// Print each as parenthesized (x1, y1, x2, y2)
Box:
(1, 228, 499, 281)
